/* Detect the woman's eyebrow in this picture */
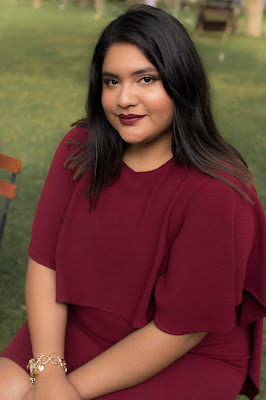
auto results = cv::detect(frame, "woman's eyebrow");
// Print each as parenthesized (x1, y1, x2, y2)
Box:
(102, 67, 158, 78)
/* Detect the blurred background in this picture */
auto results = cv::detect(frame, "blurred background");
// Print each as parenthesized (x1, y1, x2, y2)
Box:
(0, 1, 265, 398)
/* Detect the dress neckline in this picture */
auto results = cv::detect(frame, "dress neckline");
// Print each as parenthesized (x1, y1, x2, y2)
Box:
(122, 157, 175, 175)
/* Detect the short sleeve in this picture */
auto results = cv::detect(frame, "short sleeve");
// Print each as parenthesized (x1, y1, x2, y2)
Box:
(28, 127, 87, 269)
(154, 178, 265, 335)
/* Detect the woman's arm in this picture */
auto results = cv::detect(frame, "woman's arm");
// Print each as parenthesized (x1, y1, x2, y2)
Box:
(25, 257, 67, 361)
(24, 257, 80, 399)
(68, 321, 207, 399)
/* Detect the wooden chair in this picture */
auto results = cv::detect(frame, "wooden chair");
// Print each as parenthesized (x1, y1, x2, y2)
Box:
(0, 153, 22, 247)
(194, 1, 239, 42)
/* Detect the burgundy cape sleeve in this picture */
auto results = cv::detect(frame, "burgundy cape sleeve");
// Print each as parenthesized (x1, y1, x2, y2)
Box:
(28, 127, 87, 269)
(154, 178, 266, 399)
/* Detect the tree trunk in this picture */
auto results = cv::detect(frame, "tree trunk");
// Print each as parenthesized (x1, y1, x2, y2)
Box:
(33, 0, 41, 8)
(144, 0, 157, 7)
(75, 0, 89, 4)
(245, 0, 264, 37)
(165, 0, 181, 12)
(94, 0, 105, 17)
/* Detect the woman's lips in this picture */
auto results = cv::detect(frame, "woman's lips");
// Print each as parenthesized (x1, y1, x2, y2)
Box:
(118, 114, 145, 126)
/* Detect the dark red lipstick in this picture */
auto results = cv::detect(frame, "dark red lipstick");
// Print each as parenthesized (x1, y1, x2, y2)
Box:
(118, 114, 145, 125)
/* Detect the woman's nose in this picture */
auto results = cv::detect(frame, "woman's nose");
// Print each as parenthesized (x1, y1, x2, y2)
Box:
(117, 83, 138, 108)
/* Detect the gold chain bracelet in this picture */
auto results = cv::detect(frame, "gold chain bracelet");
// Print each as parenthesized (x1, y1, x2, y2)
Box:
(27, 354, 67, 387)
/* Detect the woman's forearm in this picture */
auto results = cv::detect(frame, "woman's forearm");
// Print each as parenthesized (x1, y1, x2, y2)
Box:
(25, 257, 67, 361)
(68, 320, 206, 399)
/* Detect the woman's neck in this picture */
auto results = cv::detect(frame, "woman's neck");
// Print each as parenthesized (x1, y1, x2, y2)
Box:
(123, 141, 173, 173)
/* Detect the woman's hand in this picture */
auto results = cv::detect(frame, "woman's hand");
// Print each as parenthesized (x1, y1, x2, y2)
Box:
(22, 371, 81, 400)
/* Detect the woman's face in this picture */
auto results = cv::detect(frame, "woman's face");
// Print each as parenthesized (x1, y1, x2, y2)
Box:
(101, 43, 175, 150)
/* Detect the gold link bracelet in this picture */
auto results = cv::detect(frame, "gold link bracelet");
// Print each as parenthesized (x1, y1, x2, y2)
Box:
(27, 354, 67, 387)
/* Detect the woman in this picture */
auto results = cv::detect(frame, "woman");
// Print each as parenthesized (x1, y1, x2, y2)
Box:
(0, 5, 265, 400)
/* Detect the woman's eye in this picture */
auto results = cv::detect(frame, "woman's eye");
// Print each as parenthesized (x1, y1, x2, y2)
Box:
(140, 76, 157, 84)
(104, 79, 119, 86)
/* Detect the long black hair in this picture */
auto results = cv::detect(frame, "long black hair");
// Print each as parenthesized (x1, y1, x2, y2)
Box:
(67, 5, 253, 209)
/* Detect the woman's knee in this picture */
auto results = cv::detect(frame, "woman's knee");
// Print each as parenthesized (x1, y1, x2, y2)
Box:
(0, 357, 31, 399)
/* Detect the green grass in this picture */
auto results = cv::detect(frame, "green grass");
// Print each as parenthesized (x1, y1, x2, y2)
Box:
(0, 1, 265, 398)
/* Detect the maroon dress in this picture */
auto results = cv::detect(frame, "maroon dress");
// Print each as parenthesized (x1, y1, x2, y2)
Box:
(1, 127, 266, 400)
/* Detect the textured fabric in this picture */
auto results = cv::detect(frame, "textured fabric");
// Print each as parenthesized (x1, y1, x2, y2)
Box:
(1, 127, 265, 399)
(1, 307, 251, 400)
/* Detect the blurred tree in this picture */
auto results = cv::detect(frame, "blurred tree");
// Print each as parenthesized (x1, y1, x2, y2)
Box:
(245, 0, 264, 37)
(165, 0, 181, 12)
(33, 0, 41, 8)
(75, 0, 90, 4)
(94, 0, 105, 17)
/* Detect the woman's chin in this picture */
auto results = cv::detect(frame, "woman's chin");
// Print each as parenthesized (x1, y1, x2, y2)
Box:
(118, 133, 147, 145)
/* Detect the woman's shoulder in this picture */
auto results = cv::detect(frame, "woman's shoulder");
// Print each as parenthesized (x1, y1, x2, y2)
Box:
(61, 125, 89, 146)
(53, 126, 90, 166)
(168, 167, 265, 252)
(46, 126, 90, 185)
(172, 163, 261, 218)
(179, 164, 256, 200)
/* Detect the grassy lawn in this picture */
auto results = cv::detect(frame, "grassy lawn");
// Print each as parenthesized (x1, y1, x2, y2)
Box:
(0, 1, 265, 398)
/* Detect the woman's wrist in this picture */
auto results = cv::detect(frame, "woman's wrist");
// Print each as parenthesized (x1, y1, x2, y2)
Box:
(36, 361, 67, 376)
(33, 366, 68, 389)
(27, 353, 67, 387)
(26, 371, 82, 400)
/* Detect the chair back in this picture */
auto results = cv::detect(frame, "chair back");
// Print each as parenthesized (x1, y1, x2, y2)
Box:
(0, 153, 22, 246)
(194, 0, 239, 41)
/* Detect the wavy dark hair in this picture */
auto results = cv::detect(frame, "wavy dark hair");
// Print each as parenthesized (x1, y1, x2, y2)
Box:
(66, 5, 253, 210)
